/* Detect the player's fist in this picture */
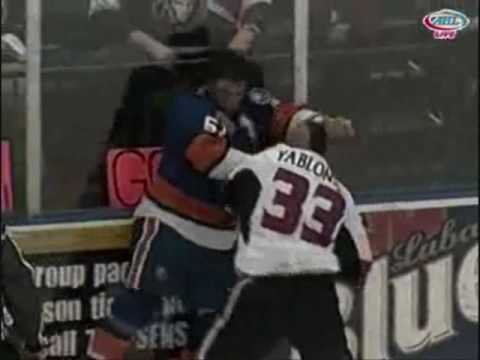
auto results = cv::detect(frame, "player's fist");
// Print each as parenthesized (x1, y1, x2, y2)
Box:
(323, 115, 355, 139)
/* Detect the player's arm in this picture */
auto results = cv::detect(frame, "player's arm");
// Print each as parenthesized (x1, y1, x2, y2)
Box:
(334, 226, 362, 283)
(185, 114, 251, 180)
(338, 183, 373, 285)
(246, 89, 355, 146)
(269, 101, 355, 145)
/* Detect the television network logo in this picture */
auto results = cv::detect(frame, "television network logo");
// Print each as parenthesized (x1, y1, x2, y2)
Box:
(423, 8, 471, 40)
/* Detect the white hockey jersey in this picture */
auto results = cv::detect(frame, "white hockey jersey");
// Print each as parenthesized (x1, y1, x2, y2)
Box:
(209, 143, 373, 276)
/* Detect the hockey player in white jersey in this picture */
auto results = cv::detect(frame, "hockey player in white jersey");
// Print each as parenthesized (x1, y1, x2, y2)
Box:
(195, 118, 373, 360)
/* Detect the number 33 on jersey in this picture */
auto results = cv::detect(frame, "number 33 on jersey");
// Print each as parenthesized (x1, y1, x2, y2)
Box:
(192, 143, 373, 276)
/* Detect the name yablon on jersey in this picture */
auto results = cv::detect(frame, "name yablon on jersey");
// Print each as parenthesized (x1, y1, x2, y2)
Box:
(277, 148, 333, 181)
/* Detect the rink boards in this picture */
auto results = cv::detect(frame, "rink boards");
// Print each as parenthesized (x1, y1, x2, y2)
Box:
(5, 199, 479, 359)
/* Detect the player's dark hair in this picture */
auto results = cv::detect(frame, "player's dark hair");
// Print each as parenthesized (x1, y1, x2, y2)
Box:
(206, 50, 256, 84)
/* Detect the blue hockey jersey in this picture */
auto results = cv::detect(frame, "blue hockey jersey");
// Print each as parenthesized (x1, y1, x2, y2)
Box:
(134, 88, 311, 250)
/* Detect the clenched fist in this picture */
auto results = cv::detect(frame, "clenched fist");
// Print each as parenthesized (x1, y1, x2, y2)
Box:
(323, 115, 356, 139)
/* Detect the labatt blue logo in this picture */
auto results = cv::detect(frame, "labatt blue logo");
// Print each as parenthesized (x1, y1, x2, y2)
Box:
(423, 9, 471, 40)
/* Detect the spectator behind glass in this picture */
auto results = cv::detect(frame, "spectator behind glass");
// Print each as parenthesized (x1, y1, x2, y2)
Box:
(88, 0, 272, 67)
(78, 65, 175, 208)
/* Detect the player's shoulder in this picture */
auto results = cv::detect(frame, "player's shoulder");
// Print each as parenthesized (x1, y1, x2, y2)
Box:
(251, 143, 289, 165)
(266, 143, 328, 163)
(229, 144, 281, 176)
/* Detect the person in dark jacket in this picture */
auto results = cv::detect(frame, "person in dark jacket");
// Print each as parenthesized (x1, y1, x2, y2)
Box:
(78, 64, 176, 208)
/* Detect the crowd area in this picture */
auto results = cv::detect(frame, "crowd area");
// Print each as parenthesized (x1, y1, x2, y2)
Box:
(2, 0, 478, 212)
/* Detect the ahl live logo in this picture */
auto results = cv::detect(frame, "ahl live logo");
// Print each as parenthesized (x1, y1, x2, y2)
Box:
(423, 8, 471, 40)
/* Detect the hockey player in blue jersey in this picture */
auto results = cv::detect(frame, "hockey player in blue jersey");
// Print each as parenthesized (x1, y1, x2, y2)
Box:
(87, 50, 355, 360)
